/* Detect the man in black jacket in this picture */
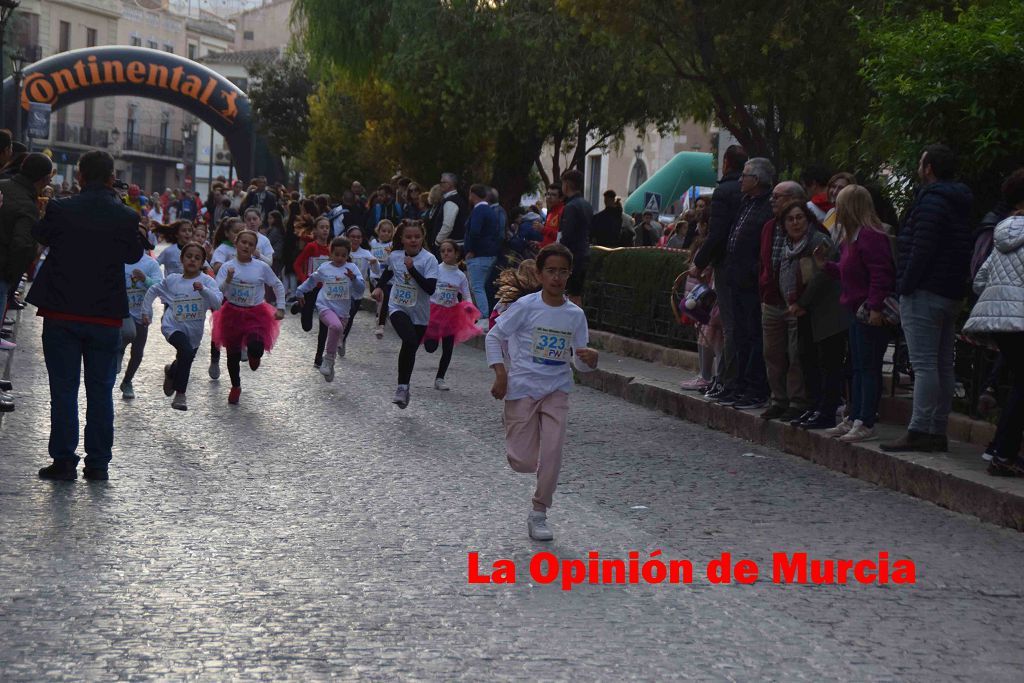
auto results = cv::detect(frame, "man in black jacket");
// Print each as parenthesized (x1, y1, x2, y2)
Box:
(717, 157, 775, 409)
(689, 144, 748, 398)
(591, 190, 623, 248)
(28, 150, 150, 481)
(881, 145, 973, 453)
(559, 169, 593, 305)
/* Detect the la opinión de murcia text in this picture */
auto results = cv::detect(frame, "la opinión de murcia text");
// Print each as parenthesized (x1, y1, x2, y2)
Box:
(468, 551, 916, 591)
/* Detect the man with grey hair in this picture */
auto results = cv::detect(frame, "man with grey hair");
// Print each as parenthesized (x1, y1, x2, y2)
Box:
(757, 180, 808, 421)
(714, 157, 775, 410)
(431, 172, 469, 249)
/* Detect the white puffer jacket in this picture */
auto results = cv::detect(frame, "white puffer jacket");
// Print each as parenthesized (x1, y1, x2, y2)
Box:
(964, 215, 1024, 334)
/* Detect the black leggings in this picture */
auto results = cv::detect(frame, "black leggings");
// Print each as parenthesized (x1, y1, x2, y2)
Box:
(121, 320, 149, 383)
(211, 339, 220, 365)
(168, 332, 198, 394)
(377, 284, 392, 326)
(390, 311, 426, 385)
(301, 290, 329, 361)
(227, 337, 266, 388)
(424, 335, 455, 379)
(344, 299, 361, 339)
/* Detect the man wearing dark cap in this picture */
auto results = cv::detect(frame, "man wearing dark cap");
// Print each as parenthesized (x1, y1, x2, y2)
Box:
(27, 150, 150, 481)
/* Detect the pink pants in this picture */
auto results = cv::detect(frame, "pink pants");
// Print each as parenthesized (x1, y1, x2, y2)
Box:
(318, 309, 349, 359)
(503, 391, 570, 512)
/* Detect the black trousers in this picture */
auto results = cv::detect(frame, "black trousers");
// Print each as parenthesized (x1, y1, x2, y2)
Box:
(227, 338, 265, 388)
(390, 311, 426, 385)
(798, 319, 847, 417)
(301, 290, 328, 361)
(344, 299, 361, 339)
(168, 331, 198, 394)
(424, 335, 455, 379)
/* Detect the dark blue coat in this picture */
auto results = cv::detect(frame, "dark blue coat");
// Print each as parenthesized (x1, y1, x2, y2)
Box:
(896, 181, 973, 300)
(722, 191, 773, 291)
(693, 170, 744, 270)
(27, 184, 146, 320)
(464, 202, 502, 258)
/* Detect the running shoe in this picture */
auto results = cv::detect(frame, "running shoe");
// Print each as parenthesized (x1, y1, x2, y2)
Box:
(527, 511, 553, 541)
(171, 393, 188, 411)
(0, 339, 15, 351)
(434, 377, 449, 391)
(248, 354, 261, 371)
(120, 381, 135, 400)
(375, 324, 385, 339)
(209, 360, 220, 380)
(339, 338, 346, 358)
(680, 376, 711, 392)
(228, 387, 241, 404)
(824, 418, 853, 438)
(163, 364, 175, 397)
(392, 385, 410, 409)
(839, 420, 876, 443)
(320, 356, 335, 382)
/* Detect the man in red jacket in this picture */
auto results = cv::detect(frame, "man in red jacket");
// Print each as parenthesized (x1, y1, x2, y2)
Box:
(758, 180, 808, 421)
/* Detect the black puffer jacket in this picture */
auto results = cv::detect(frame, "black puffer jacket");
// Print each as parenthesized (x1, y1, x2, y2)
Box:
(896, 181, 973, 299)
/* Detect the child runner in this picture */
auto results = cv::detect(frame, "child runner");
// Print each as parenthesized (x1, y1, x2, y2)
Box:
(213, 229, 286, 404)
(292, 216, 332, 367)
(343, 226, 381, 356)
(370, 219, 396, 339)
(242, 207, 276, 266)
(423, 239, 481, 391)
(291, 236, 366, 382)
(371, 220, 438, 408)
(485, 244, 598, 541)
(141, 242, 223, 410)
(208, 216, 244, 379)
(119, 252, 163, 399)
(155, 220, 195, 276)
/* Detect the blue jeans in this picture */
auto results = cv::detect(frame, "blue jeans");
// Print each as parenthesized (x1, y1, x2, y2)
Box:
(900, 290, 960, 434)
(848, 320, 890, 427)
(466, 256, 497, 318)
(41, 318, 121, 469)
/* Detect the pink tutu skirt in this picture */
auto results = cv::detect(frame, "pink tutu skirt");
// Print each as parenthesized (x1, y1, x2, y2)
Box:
(424, 301, 483, 344)
(212, 302, 281, 351)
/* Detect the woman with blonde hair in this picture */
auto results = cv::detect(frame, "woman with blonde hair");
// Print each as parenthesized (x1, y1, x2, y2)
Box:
(816, 184, 895, 442)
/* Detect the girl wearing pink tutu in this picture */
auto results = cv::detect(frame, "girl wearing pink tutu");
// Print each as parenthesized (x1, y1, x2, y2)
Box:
(213, 230, 286, 405)
(424, 239, 482, 391)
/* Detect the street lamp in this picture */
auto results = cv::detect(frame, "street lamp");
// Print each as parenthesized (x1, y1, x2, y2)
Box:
(181, 119, 198, 188)
(10, 50, 27, 143)
(0, 0, 21, 130)
(634, 144, 643, 162)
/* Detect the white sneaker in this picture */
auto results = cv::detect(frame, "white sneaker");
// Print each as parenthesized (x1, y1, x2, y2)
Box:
(839, 420, 876, 443)
(527, 511, 553, 541)
(434, 377, 449, 391)
(208, 360, 220, 380)
(375, 324, 385, 339)
(0, 339, 15, 350)
(339, 338, 346, 358)
(824, 418, 853, 438)
(320, 356, 335, 382)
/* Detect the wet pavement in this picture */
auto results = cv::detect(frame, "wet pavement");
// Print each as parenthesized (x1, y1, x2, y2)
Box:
(2, 305, 1023, 680)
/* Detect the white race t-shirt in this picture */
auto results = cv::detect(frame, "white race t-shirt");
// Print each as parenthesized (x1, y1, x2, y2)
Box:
(484, 291, 593, 400)
(211, 243, 236, 268)
(157, 243, 183, 275)
(432, 262, 471, 308)
(294, 261, 366, 317)
(369, 238, 392, 264)
(215, 258, 286, 309)
(142, 273, 223, 349)
(124, 255, 163, 323)
(350, 247, 382, 285)
(385, 248, 439, 325)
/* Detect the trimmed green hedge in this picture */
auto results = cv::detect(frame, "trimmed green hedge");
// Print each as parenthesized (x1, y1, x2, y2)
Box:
(583, 246, 696, 348)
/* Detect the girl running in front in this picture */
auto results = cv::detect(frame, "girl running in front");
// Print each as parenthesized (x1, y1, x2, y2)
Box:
(141, 242, 223, 410)
(212, 229, 286, 404)
(371, 220, 438, 408)
(291, 236, 365, 382)
(292, 216, 332, 367)
(423, 239, 481, 391)
(484, 243, 598, 541)
(370, 219, 396, 339)
(155, 220, 195, 276)
(343, 226, 381, 356)
(119, 251, 164, 400)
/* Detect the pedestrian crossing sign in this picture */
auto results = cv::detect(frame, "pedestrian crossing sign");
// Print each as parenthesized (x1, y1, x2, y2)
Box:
(643, 192, 662, 213)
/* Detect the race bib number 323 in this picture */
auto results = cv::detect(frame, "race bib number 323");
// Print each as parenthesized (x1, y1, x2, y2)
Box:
(531, 327, 572, 365)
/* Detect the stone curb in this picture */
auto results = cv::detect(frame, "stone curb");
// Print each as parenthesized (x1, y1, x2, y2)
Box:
(467, 331, 1024, 531)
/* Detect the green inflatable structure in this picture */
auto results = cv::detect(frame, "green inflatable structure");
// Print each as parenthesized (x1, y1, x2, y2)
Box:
(623, 152, 718, 216)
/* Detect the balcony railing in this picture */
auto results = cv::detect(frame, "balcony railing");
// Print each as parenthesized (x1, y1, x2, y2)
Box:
(122, 132, 185, 158)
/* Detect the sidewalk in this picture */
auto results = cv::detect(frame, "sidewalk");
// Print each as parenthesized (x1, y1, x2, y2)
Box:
(470, 329, 1024, 531)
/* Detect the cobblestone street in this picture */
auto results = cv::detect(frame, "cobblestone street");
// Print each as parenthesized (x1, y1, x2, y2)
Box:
(3, 307, 1024, 680)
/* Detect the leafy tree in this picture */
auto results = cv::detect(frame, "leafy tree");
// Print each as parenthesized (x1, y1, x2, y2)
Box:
(859, 0, 1024, 209)
(294, 0, 680, 204)
(247, 51, 312, 162)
